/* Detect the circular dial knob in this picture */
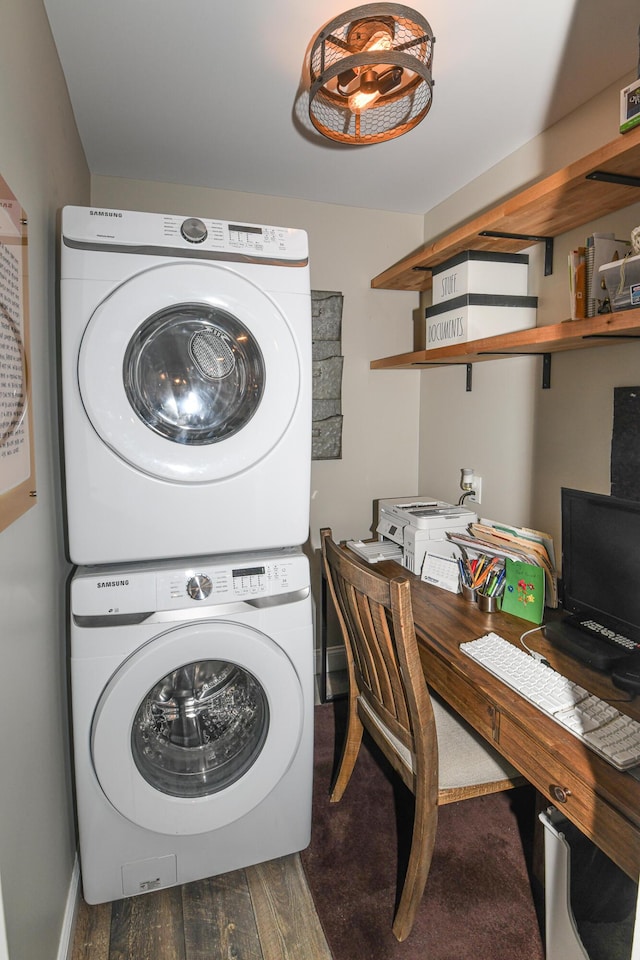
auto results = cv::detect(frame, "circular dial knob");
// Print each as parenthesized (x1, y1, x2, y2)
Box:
(180, 218, 208, 244)
(187, 574, 213, 601)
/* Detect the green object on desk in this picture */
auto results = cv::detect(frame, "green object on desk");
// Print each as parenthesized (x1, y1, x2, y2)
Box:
(500, 558, 545, 624)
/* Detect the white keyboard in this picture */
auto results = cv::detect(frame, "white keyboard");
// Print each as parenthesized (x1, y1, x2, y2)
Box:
(461, 632, 640, 771)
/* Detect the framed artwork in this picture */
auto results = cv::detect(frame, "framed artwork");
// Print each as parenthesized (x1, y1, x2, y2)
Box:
(0, 175, 36, 533)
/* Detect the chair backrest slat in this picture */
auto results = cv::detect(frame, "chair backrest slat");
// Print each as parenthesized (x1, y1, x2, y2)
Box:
(336, 578, 384, 699)
(321, 529, 432, 755)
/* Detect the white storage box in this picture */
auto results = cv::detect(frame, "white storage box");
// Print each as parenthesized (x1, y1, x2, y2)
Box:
(599, 252, 640, 311)
(425, 294, 538, 348)
(431, 251, 529, 305)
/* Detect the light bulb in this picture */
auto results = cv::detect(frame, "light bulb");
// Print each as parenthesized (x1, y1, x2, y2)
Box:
(347, 67, 380, 112)
(348, 87, 380, 112)
(365, 30, 392, 52)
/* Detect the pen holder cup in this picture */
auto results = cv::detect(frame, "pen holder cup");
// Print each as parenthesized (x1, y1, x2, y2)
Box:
(461, 584, 478, 603)
(477, 592, 499, 613)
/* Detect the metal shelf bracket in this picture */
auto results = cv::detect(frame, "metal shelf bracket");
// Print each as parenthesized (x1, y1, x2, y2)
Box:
(479, 230, 554, 276)
(586, 170, 640, 188)
(477, 351, 552, 388)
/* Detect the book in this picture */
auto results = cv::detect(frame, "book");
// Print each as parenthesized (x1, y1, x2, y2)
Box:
(585, 234, 596, 317)
(568, 246, 586, 320)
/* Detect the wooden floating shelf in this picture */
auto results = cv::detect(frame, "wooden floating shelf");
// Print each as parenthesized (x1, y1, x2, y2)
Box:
(370, 309, 640, 370)
(371, 125, 640, 293)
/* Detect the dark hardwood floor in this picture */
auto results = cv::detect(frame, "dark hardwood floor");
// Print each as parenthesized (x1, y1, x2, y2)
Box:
(71, 854, 332, 960)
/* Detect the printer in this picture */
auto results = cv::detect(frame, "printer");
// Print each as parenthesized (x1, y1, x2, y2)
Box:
(376, 496, 477, 575)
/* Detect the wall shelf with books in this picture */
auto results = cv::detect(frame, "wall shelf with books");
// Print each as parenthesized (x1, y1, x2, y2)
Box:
(372, 125, 640, 294)
(370, 126, 640, 376)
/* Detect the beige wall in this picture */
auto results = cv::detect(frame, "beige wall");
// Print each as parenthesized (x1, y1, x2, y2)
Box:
(416, 75, 640, 551)
(3, 5, 639, 954)
(0, 1, 90, 958)
(90, 178, 425, 549)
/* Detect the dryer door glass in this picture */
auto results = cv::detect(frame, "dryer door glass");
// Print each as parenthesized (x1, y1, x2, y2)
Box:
(123, 305, 265, 445)
(131, 659, 269, 798)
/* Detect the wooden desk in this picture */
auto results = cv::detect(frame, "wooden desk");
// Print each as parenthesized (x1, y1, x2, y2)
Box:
(373, 559, 640, 882)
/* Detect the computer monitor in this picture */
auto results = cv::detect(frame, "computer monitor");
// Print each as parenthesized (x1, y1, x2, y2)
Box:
(545, 487, 640, 669)
(561, 487, 640, 644)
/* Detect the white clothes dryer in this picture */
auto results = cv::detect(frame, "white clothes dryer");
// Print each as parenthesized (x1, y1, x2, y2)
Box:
(60, 206, 311, 565)
(70, 548, 313, 905)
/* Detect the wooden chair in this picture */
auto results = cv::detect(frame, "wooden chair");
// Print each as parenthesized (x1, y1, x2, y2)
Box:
(320, 528, 523, 941)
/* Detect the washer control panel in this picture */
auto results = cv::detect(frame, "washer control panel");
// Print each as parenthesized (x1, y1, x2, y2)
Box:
(159, 558, 302, 608)
(71, 549, 309, 617)
(164, 560, 296, 605)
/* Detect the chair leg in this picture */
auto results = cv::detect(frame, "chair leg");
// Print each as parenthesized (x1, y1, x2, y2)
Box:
(330, 696, 364, 803)
(391, 783, 438, 942)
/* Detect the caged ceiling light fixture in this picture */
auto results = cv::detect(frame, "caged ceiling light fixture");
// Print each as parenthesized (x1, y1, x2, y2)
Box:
(307, 3, 435, 145)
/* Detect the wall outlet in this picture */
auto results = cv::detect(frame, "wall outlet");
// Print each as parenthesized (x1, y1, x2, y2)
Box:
(469, 475, 482, 505)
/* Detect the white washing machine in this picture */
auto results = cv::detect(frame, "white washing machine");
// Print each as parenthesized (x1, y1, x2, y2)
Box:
(70, 548, 313, 905)
(60, 206, 311, 565)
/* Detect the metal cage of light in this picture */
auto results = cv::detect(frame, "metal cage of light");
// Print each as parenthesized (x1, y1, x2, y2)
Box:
(308, 3, 434, 145)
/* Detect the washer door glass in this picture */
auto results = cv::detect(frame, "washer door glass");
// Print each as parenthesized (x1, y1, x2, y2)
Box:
(131, 659, 268, 798)
(124, 306, 264, 446)
(78, 262, 303, 483)
(91, 618, 305, 835)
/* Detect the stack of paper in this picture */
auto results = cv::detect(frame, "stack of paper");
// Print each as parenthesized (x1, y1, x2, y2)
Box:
(346, 540, 403, 564)
(447, 519, 557, 607)
(585, 233, 631, 316)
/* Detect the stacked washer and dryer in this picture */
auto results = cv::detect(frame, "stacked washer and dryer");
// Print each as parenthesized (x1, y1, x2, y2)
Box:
(60, 206, 314, 904)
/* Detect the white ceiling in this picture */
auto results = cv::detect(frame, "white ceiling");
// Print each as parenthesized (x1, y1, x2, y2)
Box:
(43, 0, 639, 215)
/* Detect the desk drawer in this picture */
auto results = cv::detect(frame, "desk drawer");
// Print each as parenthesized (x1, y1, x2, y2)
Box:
(420, 644, 500, 743)
(418, 640, 640, 880)
(420, 647, 504, 752)
(499, 712, 640, 880)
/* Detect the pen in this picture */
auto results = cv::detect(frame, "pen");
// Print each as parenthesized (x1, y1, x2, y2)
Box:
(492, 568, 506, 596)
(488, 574, 500, 596)
(470, 556, 484, 585)
(473, 557, 498, 588)
(457, 557, 469, 586)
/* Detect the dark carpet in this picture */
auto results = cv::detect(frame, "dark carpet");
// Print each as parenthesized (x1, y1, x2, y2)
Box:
(301, 701, 545, 960)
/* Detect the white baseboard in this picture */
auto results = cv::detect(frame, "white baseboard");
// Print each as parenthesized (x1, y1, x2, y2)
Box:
(314, 644, 348, 703)
(315, 643, 346, 675)
(57, 856, 81, 960)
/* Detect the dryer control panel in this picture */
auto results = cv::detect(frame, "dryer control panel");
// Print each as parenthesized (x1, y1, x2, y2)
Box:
(72, 548, 310, 618)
